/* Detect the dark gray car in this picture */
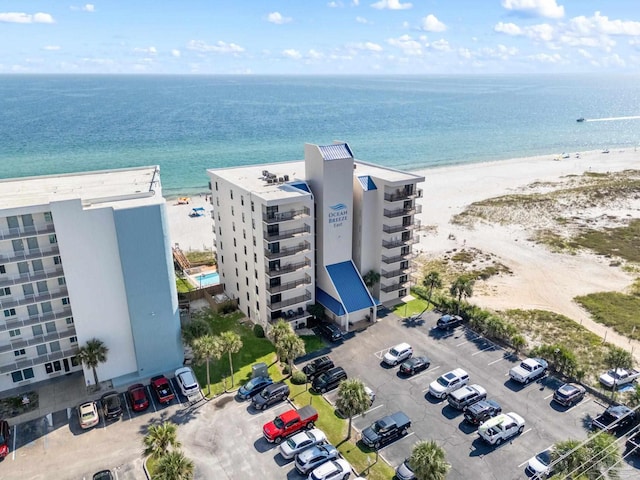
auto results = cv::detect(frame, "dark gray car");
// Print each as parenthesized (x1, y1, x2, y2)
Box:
(251, 382, 290, 410)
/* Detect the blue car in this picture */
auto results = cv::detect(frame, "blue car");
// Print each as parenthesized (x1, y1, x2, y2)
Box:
(236, 376, 274, 400)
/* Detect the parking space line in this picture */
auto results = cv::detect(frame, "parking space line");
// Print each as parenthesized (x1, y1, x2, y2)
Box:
(353, 404, 384, 419)
(567, 398, 592, 413)
(147, 385, 157, 413)
(378, 432, 415, 450)
(12, 424, 16, 460)
(374, 347, 391, 359)
(408, 367, 438, 381)
(123, 393, 132, 421)
(521, 428, 532, 436)
(487, 357, 505, 366)
(456, 340, 470, 347)
(471, 344, 498, 356)
(544, 392, 554, 400)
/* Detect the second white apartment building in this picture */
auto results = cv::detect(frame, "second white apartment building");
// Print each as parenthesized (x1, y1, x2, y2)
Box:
(207, 143, 424, 332)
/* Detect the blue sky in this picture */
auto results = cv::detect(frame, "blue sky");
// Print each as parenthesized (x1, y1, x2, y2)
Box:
(1, 1, 639, 74)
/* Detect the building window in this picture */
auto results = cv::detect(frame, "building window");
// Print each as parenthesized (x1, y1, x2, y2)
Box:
(246, 277, 249, 286)
(255, 269, 258, 279)
(217, 212, 220, 221)
(58, 277, 66, 286)
(216, 196, 219, 207)
(69, 336, 77, 344)
(44, 211, 53, 222)
(36, 344, 47, 356)
(242, 212, 245, 223)
(219, 241, 223, 250)
(255, 285, 259, 294)
(246, 292, 249, 301)
(235, 268, 238, 276)
(0, 265, 5, 274)
(11, 371, 23, 383)
(62, 297, 70, 305)
(49, 341, 61, 352)
(244, 246, 247, 255)
(32, 325, 43, 336)
(23, 368, 34, 379)
(243, 229, 246, 239)
(245, 261, 248, 271)
(220, 255, 224, 264)
(53, 256, 61, 265)
(0, 287, 10, 296)
(251, 201, 254, 212)
(11, 368, 34, 383)
(252, 219, 255, 229)
(45, 362, 62, 374)
(14, 349, 26, 357)
(232, 221, 236, 232)
(253, 236, 256, 247)
(234, 253, 238, 262)
(49, 234, 57, 244)
(241, 195, 244, 206)
(233, 238, 237, 247)
(256, 301, 260, 311)
(66, 317, 74, 325)
(253, 253, 257, 263)
(230, 190, 233, 200)
(4, 308, 16, 318)
(236, 282, 239, 291)
(71, 356, 80, 367)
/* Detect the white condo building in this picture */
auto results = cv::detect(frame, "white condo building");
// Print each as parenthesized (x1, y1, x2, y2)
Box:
(0, 167, 183, 394)
(207, 143, 424, 332)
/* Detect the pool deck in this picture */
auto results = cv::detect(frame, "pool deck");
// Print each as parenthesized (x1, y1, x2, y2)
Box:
(186, 265, 220, 288)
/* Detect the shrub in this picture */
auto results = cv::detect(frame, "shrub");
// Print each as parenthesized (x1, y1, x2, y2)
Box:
(253, 324, 265, 338)
(282, 364, 291, 375)
(219, 302, 237, 315)
(291, 371, 307, 385)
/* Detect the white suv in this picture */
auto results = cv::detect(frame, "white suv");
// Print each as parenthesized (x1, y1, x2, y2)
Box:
(175, 367, 200, 400)
(383, 343, 413, 366)
(309, 458, 352, 480)
(428, 368, 469, 399)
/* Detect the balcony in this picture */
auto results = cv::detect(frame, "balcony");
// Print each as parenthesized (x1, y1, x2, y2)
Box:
(381, 281, 408, 293)
(383, 219, 421, 234)
(263, 207, 311, 224)
(264, 241, 311, 260)
(0, 266, 65, 289)
(384, 189, 423, 202)
(0, 307, 73, 332)
(383, 205, 422, 218)
(382, 235, 419, 249)
(0, 325, 76, 354)
(267, 291, 312, 310)
(0, 287, 68, 310)
(0, 347, 79, 374)
(266, 258, 311, 277)
(381, 267, 413, 279)
(0, 245, 60, 264)
(263, 224, 311, 242)
(382, 252, 416, 264)
(0, 223, 55, 241)
(266, 275, 312, 294)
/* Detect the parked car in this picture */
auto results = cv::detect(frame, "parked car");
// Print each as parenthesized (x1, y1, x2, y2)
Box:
(447, 384, 487, 410)
(78, 401, 100, 429)
(92, 471, 114, 480)
(478, 412, 525, 445)
(302, 356, 335, 380)
(237, 376, 274, 400)
(591, 405, 637, 434)
(509, 358, 548, 384)
(0, 419, 11, 458)
(263, 406, 318, 443)
(279, 428, 327, 459)
(312, 367, 347, 393)
(399, 356, 430, 376)
(318, 323, 343, 342)
(463, 399, 502, 426)
(436, 314, 464, 330)
(552, 383, 586, 407)
(100, 392, 123, 420)
(127, 384, 150, 412)
(251, 382, 290, 410)
(308, 458, 352, 480)
(175, 367, 201, 400)
(383, 343, 413, 366)
(626, 431, 640, 455)
(525, 447, 554, 478)
(150, 375, 175, 404)
(361, 411, 411, 449)
(428, 368, 469, 399)
(395, 458, 416, 480)
(295, 443, 339, 475)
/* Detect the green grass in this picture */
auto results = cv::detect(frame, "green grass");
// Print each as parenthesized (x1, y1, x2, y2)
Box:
(184, 249, 215, 266)
(570, 218, 640, 263)
(393, 297, 430, 318)
(575, 291, 640, 341)
(301, 334, 325, 354)
(145, 456, 158, 478)
(176, 276, 194, 293)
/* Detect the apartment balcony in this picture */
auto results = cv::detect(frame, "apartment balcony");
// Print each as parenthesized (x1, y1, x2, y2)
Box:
(0, 287, 68, 310)
(381, 252, 416, 264)
(382, 235, 419, 249)
(383, 205, 422, 218)
(0, 307, 73, 332)
(263, 224, 311, 242)
(380, 281, 408, 293)
(0, 325, 77, 354)
(262, 207, 311, 224)
(381, 267, 414, 279)
(0, 223, 55, 241)
(383, 219, 421, 234)
(384, 189, 423, 202)
(266, 258, 311, 278)
(0, 347, 79, 374)
(264, 241, 311, 260)
(266, 275, 312, 294)
(267, 291, 312, 310)
(0, 245, 60, 264)
(0, 266, 65, 289)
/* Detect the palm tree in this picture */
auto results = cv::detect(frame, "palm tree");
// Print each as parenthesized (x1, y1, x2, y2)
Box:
(409, 440, 450, 480)
(552, 434, 620, 480)
(335, 379, 371, 440)
(307, 303, 325, 322)
(154, 450, 194, 480)
(192, 334, 222, 395)
(363, 270, 381, 288)
(449, 275, 474, 314)
(77, 338, 108, 388)
(181, 317, 211, 346)
(218, 331, 243, 387)
(269, 319, 294, 362)
(605, 346, 633, 397)
(511, 334, 527, 355)
(143, 422, 181, 459)
(275, 331, 306, 375)
(422, 271, 442, 308)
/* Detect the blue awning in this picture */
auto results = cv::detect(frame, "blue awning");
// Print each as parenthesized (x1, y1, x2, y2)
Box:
(357, 175, 377, 191)
(316, 288, 346, 316)
(290, 182, 310, 193)
(326, 261, 374, 313)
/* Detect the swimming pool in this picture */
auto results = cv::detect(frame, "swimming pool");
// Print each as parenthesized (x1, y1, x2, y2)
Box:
(193, 272, 220, 287)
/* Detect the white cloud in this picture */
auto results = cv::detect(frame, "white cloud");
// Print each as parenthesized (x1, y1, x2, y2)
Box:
(267, 12, 292, 24)
(371, 0, 412, 11)
(495, 21, 553, 42)
(82, 4, 95, 12)
(494, 22, 522, 36)
(134, 47, 157, 56)
(43, 45, 60, 51)
(527, 52, 563, 63)
(352, 0, 360, 5)
(171, 49, 181, 57)
(282, 49, 302, 59)
(0, 12, 55, 23)
(351, 41, 383, 51)
(308, 49, 324, 59)
(501, 0, 564, 19)
(577, 49, 592, 59)
(430, 39, 451, 52)
(356, 16, 370, 24)
(387, 35, 423, 56)
(569, 12, 640, 37)
(458, 48, 472, 59)
(187, 40, 245, 54)
(421, 14, 446, 32)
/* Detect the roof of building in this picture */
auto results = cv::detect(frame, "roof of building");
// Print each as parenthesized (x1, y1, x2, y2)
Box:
(353, 160, 425, 185)
(318, 143, 353, 161)
(357, 175, 378, 191)
(326, 261, 374, 313)
(0, 166, 163, 211)
(316, 288, 346, 316)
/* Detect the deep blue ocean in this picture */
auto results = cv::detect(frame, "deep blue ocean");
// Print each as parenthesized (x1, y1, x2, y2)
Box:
(1, 75, 639, 197)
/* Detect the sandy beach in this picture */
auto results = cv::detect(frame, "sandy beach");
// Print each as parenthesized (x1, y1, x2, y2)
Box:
(165, 148, 640, 357)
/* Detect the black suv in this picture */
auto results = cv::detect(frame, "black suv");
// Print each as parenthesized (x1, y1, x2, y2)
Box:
(312, 367, 347, 393)
(251, 382, 290, 410)
(463, 399, 502, 426)
(318, 323, 343, 342)
(100, 391, 123, 420)
(436, 314, 464, 330)
(302, 356, 335, 380)
(592, 405, 637, 434)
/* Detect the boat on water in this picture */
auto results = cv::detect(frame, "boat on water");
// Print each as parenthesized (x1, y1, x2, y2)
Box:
(576, 117, 585, 122)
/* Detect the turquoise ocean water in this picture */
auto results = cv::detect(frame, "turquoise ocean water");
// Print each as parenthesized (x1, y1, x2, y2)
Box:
(1, 75, 639, 197)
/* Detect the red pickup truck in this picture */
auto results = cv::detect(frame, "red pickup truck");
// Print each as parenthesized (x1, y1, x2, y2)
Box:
(263, 406, 318, 444)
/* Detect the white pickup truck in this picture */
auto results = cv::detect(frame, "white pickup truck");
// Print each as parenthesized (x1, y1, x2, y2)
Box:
(599, 368, 640, 389)
(478, 412, 525, 445)
(509, 358, 548, 384)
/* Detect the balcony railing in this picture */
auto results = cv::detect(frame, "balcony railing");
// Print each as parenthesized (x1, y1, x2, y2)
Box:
(264, 241, 311, 260)
(0, 325, 77, 354)
(382, 235, 419, 249)
(0, 245, 60, 264)
(0, 266, 65, 289)
(0, 287, 68, 310)
(381, 281, 408, 293)
(384, 189, 423, 202)
(0, 347, 79, 374)
(383, 205, 423, 218)
(262, 207, 311, 224)
(0, 223, 55, 241)
(266, 258, 311, 277)
(267, 291, 312, 310)
(0, 307, 73, 332)
(266, 275, 312, 294)
(263, 224, 311, 242)
(381, 267, 413, 279)
(382, 252, 416, 264)
(383, 219, 421, 234)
